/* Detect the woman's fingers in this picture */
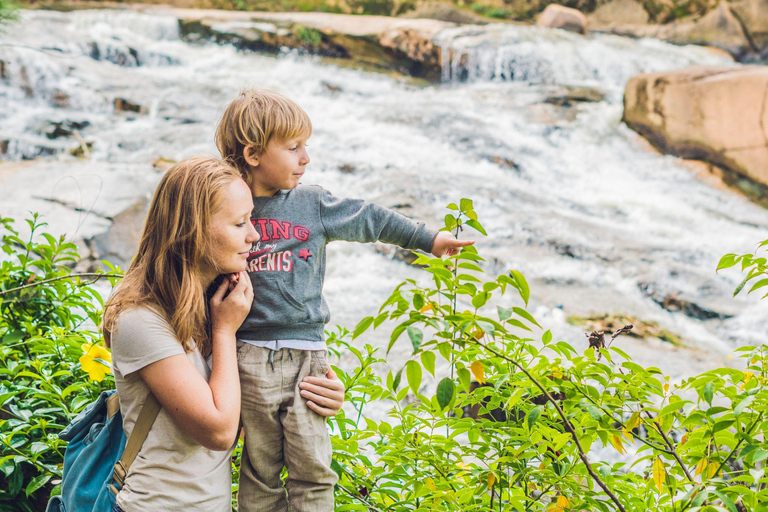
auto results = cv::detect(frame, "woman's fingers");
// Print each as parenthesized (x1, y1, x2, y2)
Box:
(300, 388, 337, 409)
(210, 278, 229, 305)
(305, 399, 337, 417)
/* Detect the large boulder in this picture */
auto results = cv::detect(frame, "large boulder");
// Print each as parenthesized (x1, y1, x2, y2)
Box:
(588, 0, 650, 26)
(536, 4, 588, 34)
(623, 65, 768, 188)
(728, 0, 768, 51)
(662, 2, 752, 57)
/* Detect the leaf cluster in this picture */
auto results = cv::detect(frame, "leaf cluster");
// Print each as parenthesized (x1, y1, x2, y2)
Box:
(0, 216, 119, 512)
(324, 201, 768, 511)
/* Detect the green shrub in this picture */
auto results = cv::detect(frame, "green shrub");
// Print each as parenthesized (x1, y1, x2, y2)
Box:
(0, 215, 121, 512)
(326, 200, 768, 510)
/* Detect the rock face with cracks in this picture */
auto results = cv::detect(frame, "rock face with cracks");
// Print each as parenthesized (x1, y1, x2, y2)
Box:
(623, 65, 768, 189)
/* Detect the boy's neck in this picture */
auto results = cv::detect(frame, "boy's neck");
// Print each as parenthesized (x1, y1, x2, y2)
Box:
(250, 182, 280, 198)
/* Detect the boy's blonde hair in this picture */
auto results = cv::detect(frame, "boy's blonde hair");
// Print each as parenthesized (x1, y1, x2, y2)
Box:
(215, 89, 312, 185)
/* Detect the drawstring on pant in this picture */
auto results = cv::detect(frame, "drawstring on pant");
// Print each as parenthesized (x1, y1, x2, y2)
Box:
(288, 349, 293, 361)
(268, 349, 275, 371)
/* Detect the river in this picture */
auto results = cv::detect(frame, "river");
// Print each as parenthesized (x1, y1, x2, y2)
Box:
(1, 8, 766, 382)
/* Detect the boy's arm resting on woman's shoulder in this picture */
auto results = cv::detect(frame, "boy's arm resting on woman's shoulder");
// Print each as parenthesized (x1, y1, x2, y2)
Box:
(316, 187, 437, 252)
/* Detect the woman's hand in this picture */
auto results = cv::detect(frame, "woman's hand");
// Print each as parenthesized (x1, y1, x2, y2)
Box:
(299, 367, 345, 417)
(209, 271, 252, 337)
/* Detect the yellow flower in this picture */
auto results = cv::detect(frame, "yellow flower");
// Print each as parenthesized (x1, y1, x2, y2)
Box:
(79, 343, 112, 382)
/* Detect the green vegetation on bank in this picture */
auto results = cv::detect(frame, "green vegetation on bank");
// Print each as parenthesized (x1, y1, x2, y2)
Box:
(2, 203, 768, 511)
(17, 0, 727, 24)
(0, 0, 17, 24)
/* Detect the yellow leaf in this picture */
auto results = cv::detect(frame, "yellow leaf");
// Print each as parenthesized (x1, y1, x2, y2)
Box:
(471, 329, 485, 340)
(622, 427, 634, 441)
(656, 415, 664, 430)
(471, 361, 485, 384)
(627, 412, 641, 430)
(744, 371, 754, 383)
(551, 369, 563, 379)
(425, 477, 436, 492)
(681, 433, 689, 444)
(695, 458, 707, 477)
(663, 383, 669, 393)
(557, 495, 569, 508)
(610, 434, 626, 454)
(420, 304, 433, 313)
(652, 458, 666, 492)
(487, 472, 496, 489)
(706, 461, 719, 479)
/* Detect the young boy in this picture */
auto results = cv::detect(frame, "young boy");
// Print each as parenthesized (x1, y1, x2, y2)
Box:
(215, 89, 472, 512)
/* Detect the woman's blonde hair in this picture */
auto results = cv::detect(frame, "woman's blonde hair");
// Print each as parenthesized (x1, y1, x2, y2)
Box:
(103, 156, 242, 356)
(215, 89, 312, 185)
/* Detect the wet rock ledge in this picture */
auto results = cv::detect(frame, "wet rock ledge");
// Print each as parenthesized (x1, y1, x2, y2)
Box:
(135, 5, 453, 80)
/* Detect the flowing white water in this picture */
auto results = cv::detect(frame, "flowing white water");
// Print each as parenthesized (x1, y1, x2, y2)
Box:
(1, 10, 766, 384)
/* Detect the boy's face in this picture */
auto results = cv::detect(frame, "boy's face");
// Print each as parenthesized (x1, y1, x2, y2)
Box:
(245, 135, 310, 197)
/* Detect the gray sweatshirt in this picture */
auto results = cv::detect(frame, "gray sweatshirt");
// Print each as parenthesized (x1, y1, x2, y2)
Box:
(238, 185, 438, 342)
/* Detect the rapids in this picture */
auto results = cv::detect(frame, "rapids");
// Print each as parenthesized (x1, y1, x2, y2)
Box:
(1, 9, 765, 383)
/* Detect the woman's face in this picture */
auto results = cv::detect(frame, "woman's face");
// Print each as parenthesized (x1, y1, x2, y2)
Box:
(206, 179, 259, 279)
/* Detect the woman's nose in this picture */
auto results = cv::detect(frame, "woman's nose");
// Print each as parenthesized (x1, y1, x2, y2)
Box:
(248, 223, 260, 243)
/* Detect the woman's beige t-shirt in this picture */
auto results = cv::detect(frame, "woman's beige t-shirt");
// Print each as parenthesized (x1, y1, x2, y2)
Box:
(111, 307, 233, 512)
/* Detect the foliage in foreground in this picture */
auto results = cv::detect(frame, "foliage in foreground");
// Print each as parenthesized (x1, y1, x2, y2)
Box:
(1, 206, 767, 512)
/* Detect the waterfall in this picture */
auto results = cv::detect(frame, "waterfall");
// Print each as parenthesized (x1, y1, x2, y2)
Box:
(1, 9, 767, 380)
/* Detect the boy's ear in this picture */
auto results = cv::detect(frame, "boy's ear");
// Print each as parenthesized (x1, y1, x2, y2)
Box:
(243, 146, 259, 168)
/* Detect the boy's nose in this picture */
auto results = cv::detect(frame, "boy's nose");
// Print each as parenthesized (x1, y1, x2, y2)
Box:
(301, 149, 310, 166)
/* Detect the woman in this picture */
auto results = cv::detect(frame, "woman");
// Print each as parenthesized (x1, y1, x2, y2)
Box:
(102, 156, 344, 512)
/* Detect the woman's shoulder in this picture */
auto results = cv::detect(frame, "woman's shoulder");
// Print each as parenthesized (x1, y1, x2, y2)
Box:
(111, 305, 185, 374)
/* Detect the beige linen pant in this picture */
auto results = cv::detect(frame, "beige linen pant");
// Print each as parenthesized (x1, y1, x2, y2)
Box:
(237, 344, 337, 512)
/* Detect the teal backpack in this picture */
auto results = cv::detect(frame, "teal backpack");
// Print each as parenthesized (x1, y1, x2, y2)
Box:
(46, 390, 160, 512)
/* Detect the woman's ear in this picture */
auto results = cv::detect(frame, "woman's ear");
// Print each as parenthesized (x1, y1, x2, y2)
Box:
(243, 146, 259, 168)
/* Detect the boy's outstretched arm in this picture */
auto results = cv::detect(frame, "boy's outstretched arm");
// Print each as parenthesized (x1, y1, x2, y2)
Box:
(431, 231, 475, 258)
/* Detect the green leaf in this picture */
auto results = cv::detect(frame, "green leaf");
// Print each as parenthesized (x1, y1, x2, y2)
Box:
(387, 323, 407, 354)
(527, 405, 544, 430)
(421, 351, 436, 376)
(7, 464, 22, 496)
(716, 254, 738, 271)
(734, 274, 750, 297)
(711, 491, 737, 512)
(703, 382, 714, 405)
(407, 326, 423, 353)
(460, 198, 473, 212)
(352, 316, 374, 339)
(465, 219, 487, 236)
(542, 330, 553, 344)
(457, 367, 471, 392)
(513, 307, 541, 328)
(446, 203, 459, 211)
(497, 306, 511, 321)
(436, 378, 455, 410)
(392, 368, 403, 391)
(734, 395, 755, 417)
(25, 474, 51, 498)
(509, 270, 530, 306)
(587, 405, 603, 421)
(472, 292, 489, 309)
(748, 278, 768, 294)
(406, 361, 422, 394)
(1, 330, 24, 345)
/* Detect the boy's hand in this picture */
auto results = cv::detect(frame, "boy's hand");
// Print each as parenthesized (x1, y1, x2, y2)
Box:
(431, 231, 475, 258)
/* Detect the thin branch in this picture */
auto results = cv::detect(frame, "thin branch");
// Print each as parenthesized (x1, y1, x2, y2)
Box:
(642, 410, 693, 482)
(475, 339, 627, 512)
(0, 273, 122, 296)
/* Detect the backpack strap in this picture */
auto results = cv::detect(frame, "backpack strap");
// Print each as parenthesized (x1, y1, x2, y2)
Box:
(109, 393, 161, 496)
